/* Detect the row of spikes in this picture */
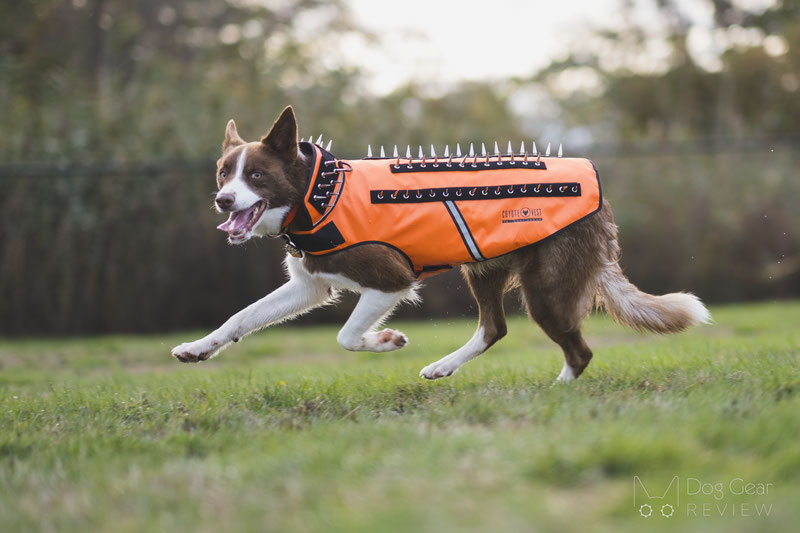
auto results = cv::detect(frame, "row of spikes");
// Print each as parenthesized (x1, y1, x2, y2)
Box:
(299, 135, 333, 151)
(366, 141, 563, 159)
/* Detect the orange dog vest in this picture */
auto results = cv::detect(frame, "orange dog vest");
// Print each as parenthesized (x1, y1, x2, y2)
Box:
(287, 143, 602, 278)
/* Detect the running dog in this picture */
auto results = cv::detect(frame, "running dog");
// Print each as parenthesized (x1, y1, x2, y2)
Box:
(171, 106, 709, 381)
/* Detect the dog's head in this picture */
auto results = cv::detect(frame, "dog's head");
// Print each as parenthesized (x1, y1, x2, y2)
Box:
(215, 106, 306, 244)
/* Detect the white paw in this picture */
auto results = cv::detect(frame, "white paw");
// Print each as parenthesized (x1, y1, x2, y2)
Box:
(554, 363, 576, 384)
(363, 328, 408, 353)
(419, 360, 458, 380)
(171, 337, 224, 363)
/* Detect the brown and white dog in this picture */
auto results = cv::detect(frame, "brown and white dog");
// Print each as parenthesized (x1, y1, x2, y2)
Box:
(171, 106, 710, 381)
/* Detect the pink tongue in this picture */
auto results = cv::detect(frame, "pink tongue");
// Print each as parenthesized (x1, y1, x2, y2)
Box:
(217, 205, 256, 233)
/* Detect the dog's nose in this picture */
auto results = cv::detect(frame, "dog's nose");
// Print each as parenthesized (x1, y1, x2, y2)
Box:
(215, 193, 235, 211)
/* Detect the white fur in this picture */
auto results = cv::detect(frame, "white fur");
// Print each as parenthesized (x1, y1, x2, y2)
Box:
(555, 363, 575, 383)
(336, 289, 411, 352)
(172, 256, 332, 361)
(254, 205, 291, 237)
(217, 146, 262, 213)
(420, 326, 488, 379)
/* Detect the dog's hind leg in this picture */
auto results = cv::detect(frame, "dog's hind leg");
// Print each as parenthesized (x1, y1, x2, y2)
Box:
(420, 262, 511, 380)
(336, 289, 414, 352)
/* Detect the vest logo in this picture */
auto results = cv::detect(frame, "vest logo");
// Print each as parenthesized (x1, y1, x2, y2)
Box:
(501, 206, 542, 224)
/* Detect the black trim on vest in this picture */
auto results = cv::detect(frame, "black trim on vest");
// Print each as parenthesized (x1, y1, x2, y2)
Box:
(287, 221, 345, 253)
(298, 142, 338, 216)
(389, 159, 546, 173)
(370, 182, 581, 204)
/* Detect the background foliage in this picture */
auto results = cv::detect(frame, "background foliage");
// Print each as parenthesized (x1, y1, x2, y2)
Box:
(1, 0, 798, 335)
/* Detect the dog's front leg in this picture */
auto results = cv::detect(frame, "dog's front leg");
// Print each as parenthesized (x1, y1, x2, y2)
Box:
(172, 271, 331, 363)
(336, 289, 412, 352)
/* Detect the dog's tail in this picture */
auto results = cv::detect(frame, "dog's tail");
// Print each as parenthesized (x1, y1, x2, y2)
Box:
(596, 262, 710, 335)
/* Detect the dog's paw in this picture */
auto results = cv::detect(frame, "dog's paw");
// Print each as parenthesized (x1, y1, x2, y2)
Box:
(171, 338, 222, 363)
(363, 328, 408, 352)
(419, 360, 457, 380)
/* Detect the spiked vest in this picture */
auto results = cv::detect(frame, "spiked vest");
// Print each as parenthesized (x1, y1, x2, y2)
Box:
(286, 142, 602, 278)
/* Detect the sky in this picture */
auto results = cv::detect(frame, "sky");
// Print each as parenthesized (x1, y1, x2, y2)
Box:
(340, 0, 618, 94)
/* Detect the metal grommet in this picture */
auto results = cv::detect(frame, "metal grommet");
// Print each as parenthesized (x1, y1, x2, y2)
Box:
(546, 185, 552, 193)
(469, 188, 476, 197)
(377, 191, 384, 199)
(572, 186, 578, 193)
(521, 185, 527, 193)
(456, 189, 462, 197)
(403, 191, 409, 199)
(391, 191, 398, 199)
(442, 189, 449, 197)
(508, 186, 514, 193)
(416, 191, 422, 199)
(429, 190, 436, 198)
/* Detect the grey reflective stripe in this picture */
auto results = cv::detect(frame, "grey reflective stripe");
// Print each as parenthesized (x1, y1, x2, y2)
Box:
(444, 201, 484, 261)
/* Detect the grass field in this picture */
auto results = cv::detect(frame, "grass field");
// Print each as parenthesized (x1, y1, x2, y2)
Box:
(1, 301, 798, 532)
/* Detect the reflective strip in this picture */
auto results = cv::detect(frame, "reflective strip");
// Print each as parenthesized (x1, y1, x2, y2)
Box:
(444, 201, 484, 261)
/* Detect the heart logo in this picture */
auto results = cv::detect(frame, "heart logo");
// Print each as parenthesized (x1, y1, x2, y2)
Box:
(521, 207, 531, 217)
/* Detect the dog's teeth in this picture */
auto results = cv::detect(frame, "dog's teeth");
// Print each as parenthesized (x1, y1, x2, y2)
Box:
(406, 145, 411, 158)
(545, 142, 551, 156)
(532, 141, 538, 154)
(558, 143, 563, 157)
(469, 143, 475, 156)
(316, 134, 323, 145)
(520, 141, 525, 154)
(444, 145, 450, 157)
(393, 145, 399, 158)
(507, 141, 513, 155)
(430, 144, 436, 157)
(380, 146, 386, 158)
(367, 145, 373, 158)
(456, 144, 462, 157)
(325, 139, 332, 151)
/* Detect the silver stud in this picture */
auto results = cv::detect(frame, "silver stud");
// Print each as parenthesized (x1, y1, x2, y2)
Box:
(316, 134, 323, 145)
(444, 145, 450, 157)
(495, 141, 501, 155)
(456, 144, 462, 157)
(558, 143, 563, 157)
(520, 141, 526, 154)
(430, 144, 436, 157)
(418, 146, 424, 159)
(481, 143, 487, 156)
(393, 145, 399, 158)
(300, 137, 305, 142)
(325, 139, 332, 151)
(380, 146, 386, 158)
(507, 141, 513, 155)
(406, 145, 412, 158)
(469, 143, 475, 156)
(367, 145, 373, 158)
(532, 141, 538, 154)
(545, 143, 551, 156)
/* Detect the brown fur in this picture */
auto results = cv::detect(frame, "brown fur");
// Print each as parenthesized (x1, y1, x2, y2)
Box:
(217, 106, 709, 379)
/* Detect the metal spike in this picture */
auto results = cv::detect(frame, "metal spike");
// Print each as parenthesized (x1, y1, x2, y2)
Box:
(545, 143, 551, 156)
(430, 144, 436, 157)
(456, 144, 462, 157)
(520, 141, 525, 154)
(316, 134, 323, 145)
(380, 146, 386, 158)
(325, 139, 332, 151)
(469, 143, 475, 156)
(300, 137, 305, 143)
(406, 145, 411, 158)
(418, 146, 424, 159)
(480, 143, 487, 156)
(558, 143, 563, 157)
(444, 145, 450, 157)
(494, 141, 501, 155)
(532, 141, 538, 154)
(393, 145, 399, 158)
(367, 145, 373, 158)
(507, 141, 513, 155)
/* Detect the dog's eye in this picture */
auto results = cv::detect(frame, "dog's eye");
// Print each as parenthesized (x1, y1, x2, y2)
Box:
(219, 170, 227, 179)
(251, 172, 262, 179)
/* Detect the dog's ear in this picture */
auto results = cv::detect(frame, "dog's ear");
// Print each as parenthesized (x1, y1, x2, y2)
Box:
(223, 120, 245, 153)
(261, 106, 297, 157)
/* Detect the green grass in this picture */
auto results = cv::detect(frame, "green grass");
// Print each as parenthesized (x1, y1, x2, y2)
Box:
(1, 301, 798, 532)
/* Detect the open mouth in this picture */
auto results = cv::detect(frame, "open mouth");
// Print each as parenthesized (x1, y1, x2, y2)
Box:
(216, 200, 266, 242)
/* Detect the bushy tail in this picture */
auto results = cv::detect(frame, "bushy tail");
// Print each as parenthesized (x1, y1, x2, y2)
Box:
(597, 266, 710, 334)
